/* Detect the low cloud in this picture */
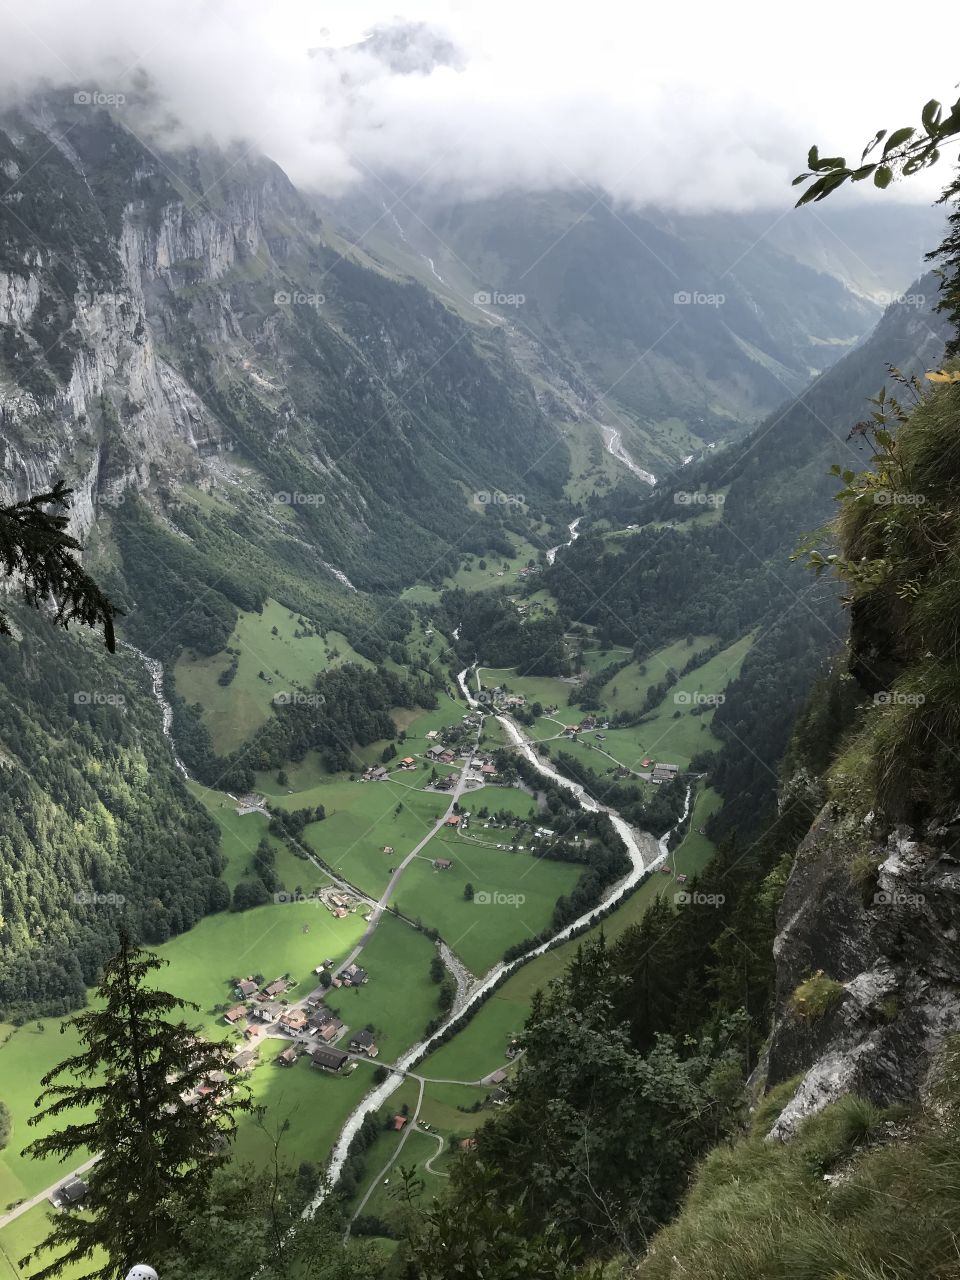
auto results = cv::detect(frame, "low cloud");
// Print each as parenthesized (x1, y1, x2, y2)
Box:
(0, 0, 951, 211)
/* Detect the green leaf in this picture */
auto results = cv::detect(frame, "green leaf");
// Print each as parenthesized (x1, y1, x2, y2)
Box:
(850, 164, 877, 182)
(807, 145, 820, 169)
(922, 99, 942, 135)
(882, 126, 915, 157)
(861, 129, 886, 159)
(874, 165, 893, 189)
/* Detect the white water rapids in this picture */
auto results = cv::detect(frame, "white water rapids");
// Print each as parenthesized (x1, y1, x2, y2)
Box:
(545, 516, 582, 566)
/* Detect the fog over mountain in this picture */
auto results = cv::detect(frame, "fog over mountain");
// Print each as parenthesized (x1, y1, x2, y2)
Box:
(0, 0, 954, 209)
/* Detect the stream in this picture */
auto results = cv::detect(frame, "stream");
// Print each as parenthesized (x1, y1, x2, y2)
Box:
(121, 642, 190, 778)
(545, 516, 582, 566)
(602, 425, 657, 486)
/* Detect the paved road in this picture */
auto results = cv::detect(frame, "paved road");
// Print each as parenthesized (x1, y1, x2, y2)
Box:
(0, 1155, 99, 1231)
(349, 1077, 425, 1227)
(331, 728, 483, 981)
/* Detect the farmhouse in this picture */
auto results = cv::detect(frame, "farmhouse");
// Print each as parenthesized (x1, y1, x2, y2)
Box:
(362, 765, 389, 781)
(251, 1001, 283, 1022)
(223, 1004, 247, 1024)
(393, 1114, 408, 1131)
(488, 1069, 508, 1085)
(651, 763, 680, 785)
(445, 814, 461, 827)
(276, 1046, 298, 1067)
(262, 978, 290, 999)
(51, 1176, 88, 1210)
(311, 1046, 348, 1073)
(342, 963, 369, 987)
(235, 978, 259, 999)
(399, 757, 416, 770)
(279, 1009, 307, 1033)
(229, 1048, 258, 1072)
(426, 744, 447, 760)
(433, 857, 453, 870)
(382, 845, 395, 855)
(350, 1029, 379, 1057)
(481, 762, 498, 777)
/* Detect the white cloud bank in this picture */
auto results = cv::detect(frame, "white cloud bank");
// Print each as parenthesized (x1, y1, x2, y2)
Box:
(0, 0, 955, 211)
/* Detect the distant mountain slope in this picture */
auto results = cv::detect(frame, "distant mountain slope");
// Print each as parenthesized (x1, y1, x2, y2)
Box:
(548, 277, 950, 835)
(325, 189, 939, 478)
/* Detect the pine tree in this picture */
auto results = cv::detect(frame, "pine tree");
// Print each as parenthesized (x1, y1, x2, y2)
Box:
(0, 480, 116, 649)
(23, 934, 248, 1280)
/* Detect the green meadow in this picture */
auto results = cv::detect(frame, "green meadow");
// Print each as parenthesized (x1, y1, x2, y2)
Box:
(390, 843, 581, 975)
(418, 782, 719, 1083)
(173, 598, 371, 754)
(324, 915, 440, 1059)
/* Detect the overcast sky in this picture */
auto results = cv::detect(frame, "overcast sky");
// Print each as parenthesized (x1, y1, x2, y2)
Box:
(0, 0, 955, 210)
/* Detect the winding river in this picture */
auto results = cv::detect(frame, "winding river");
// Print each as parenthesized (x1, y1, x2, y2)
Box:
(308, 667, 690, 1207)
(127, 639, 689, 1209)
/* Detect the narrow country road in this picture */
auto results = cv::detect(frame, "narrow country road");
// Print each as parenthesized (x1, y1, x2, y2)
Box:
(349, 1077, 426, 1227)
(0, 1155, 99, 1231)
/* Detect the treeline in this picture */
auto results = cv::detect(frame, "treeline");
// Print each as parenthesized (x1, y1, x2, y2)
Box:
(0, 614, 226, 1016)
(441, 588, 570, 675)
(554, 751, 687, 836)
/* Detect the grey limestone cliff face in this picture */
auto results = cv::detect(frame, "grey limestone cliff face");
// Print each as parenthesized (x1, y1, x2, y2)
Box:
(0, 155, 263, 537)
(765, 802, 960, 1139)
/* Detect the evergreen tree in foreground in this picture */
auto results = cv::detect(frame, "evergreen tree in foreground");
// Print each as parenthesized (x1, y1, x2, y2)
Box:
(23, 934, 248, 1280)
(0, 480, 117, 650)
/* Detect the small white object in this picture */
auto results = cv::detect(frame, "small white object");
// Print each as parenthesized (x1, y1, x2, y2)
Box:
(126, 1267, 158, 1280)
